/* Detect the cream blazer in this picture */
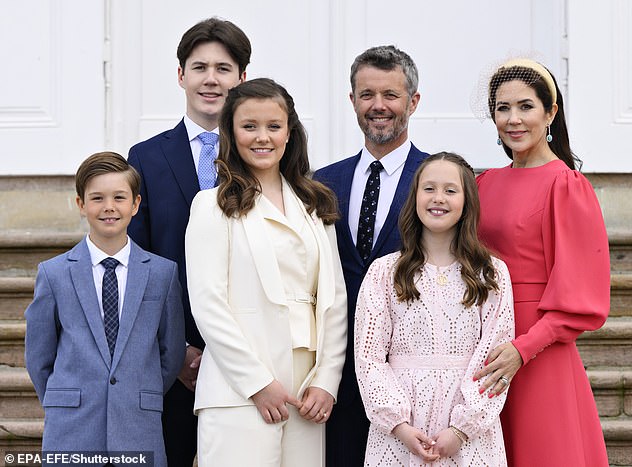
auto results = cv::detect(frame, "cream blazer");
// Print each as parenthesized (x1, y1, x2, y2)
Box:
(185, 182, 348, 413)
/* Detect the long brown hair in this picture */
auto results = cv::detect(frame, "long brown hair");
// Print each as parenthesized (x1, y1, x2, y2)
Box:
(394, 152, 498, 307)
(215, 78, 338, 224)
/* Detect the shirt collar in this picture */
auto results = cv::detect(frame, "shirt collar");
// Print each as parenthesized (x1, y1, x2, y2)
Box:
(360, 140, 411, 176)
(183, 115, 219, 142)
(86, 235, 131, 268)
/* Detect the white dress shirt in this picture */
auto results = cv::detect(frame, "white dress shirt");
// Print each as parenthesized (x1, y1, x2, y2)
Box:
(183, 115, 220, 172)
(348, 140, 411, 246)
(86, 235, 131, 320)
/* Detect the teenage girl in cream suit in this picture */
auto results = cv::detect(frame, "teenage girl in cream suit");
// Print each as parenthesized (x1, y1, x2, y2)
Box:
(185, 78, 347, 467)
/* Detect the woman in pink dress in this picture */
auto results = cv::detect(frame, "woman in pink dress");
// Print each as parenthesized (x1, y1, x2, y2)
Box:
(355, 152, 514, 466)
(473, 59, 610, 466)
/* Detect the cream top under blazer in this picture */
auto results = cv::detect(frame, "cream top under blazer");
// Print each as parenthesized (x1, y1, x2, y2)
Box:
(185, 179, 348, 412)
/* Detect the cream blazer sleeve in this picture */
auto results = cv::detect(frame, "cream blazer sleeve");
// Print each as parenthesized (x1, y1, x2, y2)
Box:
(185, 189, 274, 400)
(304, 220, 348, 400)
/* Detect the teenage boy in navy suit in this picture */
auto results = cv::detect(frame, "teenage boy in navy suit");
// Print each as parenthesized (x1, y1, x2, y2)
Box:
(126, 17, 251, 465)
(25, 152, 185, 466)
(313, 45, 430, 467)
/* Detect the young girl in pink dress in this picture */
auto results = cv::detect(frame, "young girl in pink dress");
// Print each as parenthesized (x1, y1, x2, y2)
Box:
(355, 152, 514, 466)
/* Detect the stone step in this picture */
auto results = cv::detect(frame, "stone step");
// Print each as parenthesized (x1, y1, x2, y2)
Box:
(0, 418, 43, 441)
(611, 273, 632, 317)
(588, 368, 632, 418)
(0, 232, 84, 278)
(609, 234, 632, 274)
(0, 277, 34, 320)
(0, 418, 43, 467)
(0, 320, 26, 367)
(578, 317, 632, 368)
(602, 418, 632, 466)
(0, 366, 42, 419)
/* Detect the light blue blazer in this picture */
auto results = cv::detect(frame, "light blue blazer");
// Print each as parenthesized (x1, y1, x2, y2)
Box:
(25, 239, 185, 466)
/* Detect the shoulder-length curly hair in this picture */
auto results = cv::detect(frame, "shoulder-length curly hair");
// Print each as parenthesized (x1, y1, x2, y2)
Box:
(394, 152, 498, 307)
(215, 78, 338, 224)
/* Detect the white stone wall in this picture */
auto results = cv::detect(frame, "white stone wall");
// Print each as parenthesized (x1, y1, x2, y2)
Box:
(0, 0, 629, 174)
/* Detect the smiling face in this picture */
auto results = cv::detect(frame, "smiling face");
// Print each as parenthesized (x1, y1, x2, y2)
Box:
(178, 41, 246, 130)
(415, 160, 465, 240)
(494, 79, 557, 160)
(77, 172, 140, 252)
(350, 65, 419, 157)
(233, 97, 290, 180)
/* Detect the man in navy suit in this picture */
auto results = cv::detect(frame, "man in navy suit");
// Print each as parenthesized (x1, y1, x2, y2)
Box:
(127, 17, 251, 466)
(313, 45, 429, 467)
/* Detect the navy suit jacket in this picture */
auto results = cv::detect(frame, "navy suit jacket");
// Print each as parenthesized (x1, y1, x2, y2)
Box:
(25, 239, 185, 465)
(127, 120, 204, 348)
(313, 143, 429, 406)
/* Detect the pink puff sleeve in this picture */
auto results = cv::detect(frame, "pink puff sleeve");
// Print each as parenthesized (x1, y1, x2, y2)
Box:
(512, 170, 610, 364)
(354, 255, 412, 434)
(450, 258, 515, 439)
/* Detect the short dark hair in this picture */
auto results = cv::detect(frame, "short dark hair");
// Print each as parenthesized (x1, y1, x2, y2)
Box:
(350, 45, 419, 97)
(177, 17, 251, 75)
(75, 152, 140, 201)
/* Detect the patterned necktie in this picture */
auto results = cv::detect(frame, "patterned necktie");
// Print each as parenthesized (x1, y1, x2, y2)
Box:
(357, 160, 384, 263)
(101, 257, 120, 358)
(198, 132, 219, 189)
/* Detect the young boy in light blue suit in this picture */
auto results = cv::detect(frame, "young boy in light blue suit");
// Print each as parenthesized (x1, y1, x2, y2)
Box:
(25, 152, 185, 466)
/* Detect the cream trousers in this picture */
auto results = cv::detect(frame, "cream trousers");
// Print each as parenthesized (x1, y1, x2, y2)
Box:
(197, 349, 324, 467)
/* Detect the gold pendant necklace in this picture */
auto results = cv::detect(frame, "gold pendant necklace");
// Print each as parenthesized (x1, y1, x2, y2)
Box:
(436, 273, 448, 286)
(436, 266, 448, 286)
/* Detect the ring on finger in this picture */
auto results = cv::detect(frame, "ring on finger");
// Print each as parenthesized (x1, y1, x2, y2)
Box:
(498, 375, 510, 386)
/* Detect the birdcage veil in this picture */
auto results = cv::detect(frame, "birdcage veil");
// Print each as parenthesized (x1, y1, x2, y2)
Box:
(470, 52, 557, 121)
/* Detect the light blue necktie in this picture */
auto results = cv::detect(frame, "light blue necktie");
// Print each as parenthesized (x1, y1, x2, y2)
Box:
(198, 132, 219, 189)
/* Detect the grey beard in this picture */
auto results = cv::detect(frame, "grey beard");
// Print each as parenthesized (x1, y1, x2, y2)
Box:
(364, 125, 405, 145)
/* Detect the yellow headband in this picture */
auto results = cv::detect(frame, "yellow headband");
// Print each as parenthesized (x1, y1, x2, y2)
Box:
(498, 58, 557, 104)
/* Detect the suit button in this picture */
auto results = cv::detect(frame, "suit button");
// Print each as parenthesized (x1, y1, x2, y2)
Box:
(110, 377, 117, 385)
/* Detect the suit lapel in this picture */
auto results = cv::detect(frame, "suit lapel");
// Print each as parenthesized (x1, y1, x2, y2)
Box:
(241, 198, 286, 307)
(371, 145, 424, 258)
(333, 153, 363, 265)
(111, 242, 150, 371)
(162, 120, 200, 207)
(288, 186, 335, 316)
(68, 240, 112, 368)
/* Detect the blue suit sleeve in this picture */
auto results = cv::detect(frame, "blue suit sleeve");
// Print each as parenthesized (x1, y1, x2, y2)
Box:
(24, 264, 59, 402)
(158, 262, 186, 393)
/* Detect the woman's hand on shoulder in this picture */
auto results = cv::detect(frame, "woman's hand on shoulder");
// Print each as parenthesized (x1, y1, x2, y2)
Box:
(251, 380, 302, 424)
(473, 342, 522, 396)
(392, 423, 440, 462)
(298, 386, 334, 424)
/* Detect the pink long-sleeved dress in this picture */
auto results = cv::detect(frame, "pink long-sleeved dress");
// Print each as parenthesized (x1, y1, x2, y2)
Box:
(477, 159, 610, 467)
(355, 253, 514, 466)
